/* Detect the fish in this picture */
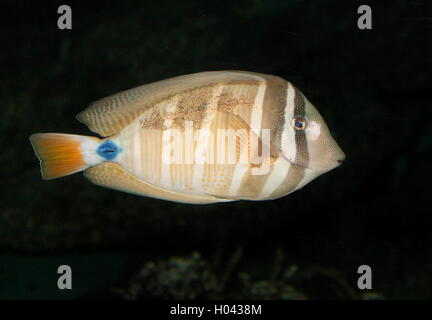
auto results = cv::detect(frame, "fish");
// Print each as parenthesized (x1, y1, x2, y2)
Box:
(29, 71, 345, 204)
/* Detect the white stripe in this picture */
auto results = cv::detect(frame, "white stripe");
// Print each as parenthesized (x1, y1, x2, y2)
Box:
(161, 118, 174, 188)
(260, 157, 291, 198)
(78, 136, 103, 166)
(250, 82, 266, 136)
(159, 96, 180, 188)
(226, 81, 266, 195)
(133, 123, 142, 176)
(280, 82, 297, 162)
(228, 164, 249, 195)
(191, 85, 225, 191)
(292, 168, 317, 193)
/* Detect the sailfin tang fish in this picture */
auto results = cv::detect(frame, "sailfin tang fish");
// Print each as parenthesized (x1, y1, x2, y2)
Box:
(30, 71, 345, 204)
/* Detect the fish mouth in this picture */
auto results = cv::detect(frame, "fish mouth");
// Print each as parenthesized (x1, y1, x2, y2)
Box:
(334, 151, 346, 166)
(327, 145, 346, 168)
(329, 155, 346, 170)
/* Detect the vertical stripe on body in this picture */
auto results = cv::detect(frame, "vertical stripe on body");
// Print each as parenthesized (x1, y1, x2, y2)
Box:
(260, 157, 291, 198)
(249, 82, 266, 136)
(236, 78, 289, 199)
(267, 86, 310, 199)
(191, 85, 225, 192)
(293, 88, 309, 168)
(133, 122, 143, 175)
(227, 81, 267, 196)
(160, 96, 180, 189)
(280, 82, 297, 161)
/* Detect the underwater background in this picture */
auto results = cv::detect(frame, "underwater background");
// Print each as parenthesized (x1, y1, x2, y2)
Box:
(0, 0, 430, 299)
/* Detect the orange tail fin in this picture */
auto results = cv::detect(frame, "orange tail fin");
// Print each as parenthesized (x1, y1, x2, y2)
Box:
(29, 133, 102, 180)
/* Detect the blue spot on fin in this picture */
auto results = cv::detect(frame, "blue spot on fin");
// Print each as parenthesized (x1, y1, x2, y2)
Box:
(97, 140, 121, 161)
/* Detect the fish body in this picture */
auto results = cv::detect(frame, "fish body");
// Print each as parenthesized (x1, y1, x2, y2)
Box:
(30, 71, 345, 204)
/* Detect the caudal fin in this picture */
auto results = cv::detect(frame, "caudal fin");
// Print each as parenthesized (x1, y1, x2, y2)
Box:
(29, 133, 102, 180)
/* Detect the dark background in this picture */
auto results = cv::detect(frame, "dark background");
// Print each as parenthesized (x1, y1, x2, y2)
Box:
(0, 0, 430, 299)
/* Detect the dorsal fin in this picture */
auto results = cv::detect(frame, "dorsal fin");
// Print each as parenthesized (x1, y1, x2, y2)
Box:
(77, 71, 270, 137)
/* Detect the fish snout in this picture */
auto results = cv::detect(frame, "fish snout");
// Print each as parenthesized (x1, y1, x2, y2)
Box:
(331, 148, 346, 168)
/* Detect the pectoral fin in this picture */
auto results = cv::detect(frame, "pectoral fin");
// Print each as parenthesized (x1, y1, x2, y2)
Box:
(211, 111, 278, 166)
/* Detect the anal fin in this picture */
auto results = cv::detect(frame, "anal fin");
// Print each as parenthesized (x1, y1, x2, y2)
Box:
(84, 162, 230, 204)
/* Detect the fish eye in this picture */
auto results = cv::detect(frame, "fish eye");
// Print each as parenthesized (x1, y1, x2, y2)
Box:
(291, 116, 306, 130)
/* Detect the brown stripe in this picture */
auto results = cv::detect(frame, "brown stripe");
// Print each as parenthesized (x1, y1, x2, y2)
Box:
(268, 163, 305, 200)
(293, 88, 309, 168)
(268, 87, 309, 199)
(234, 77, 288, 199)
(261, 77, 288, 149)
